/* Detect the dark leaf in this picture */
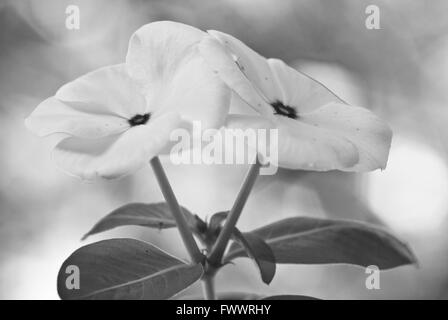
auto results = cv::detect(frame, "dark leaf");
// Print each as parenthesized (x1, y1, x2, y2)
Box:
(205, 211, 229, 242)
(208, 211, 229, 232)
(57, 238, 203, 300)
(232, 229, 276, 284)
(82, 202, 199, 240)
(225, 217, 416, 269)
(261, 294, 320, 300)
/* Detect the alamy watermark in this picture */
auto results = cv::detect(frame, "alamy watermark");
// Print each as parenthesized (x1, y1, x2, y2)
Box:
(365, 5, 381, 30)
(65, 5, 80, 30)
(169, 121, 279, 175)
(365, 265, 380, 290)
(65, 265, 80, 290)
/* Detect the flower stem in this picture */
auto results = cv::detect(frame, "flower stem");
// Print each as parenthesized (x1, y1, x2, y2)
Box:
(208, 157, 261, 266)
(150, 157, 203, 264)
(201, 274, 216, 300)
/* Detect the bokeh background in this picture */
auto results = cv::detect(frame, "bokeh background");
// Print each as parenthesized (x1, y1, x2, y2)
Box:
(1, 0, 448, 299)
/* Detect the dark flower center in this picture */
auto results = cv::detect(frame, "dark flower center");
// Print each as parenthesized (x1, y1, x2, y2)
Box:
(128, 113, 151, 126)
(271, 101, 298, 119)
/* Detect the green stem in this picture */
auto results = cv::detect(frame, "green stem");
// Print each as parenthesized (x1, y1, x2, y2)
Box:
(201, 274, 216, 300)
(208, 158, 261, 266)
(150, 157, 203, 264)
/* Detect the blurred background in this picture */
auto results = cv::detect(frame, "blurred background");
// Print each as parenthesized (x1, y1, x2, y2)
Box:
(1, 0, 448, 299)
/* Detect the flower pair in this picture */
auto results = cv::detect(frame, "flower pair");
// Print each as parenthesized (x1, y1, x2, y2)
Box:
(26, 21, 392, 179)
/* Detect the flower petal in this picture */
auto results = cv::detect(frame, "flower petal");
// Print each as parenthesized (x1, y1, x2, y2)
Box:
(25, 97, 129, 138)
(226, 101, 392, 172)
(268, 59, 344, 113)
(126, 21, 230, 129)
(199, 31, 344, 116)
(199, 32, 275, 118)
(25, 64, 146, 139)
(53, 113, 183, 180)
(56, 64, 146, 118)
(226, 114, 360, 171)
(275, 116, 360, 170)
(207, 30, 282, 102)
(160, 55, 230, 128)
(298, 103, 392, 171)
(126, 21, 205, 89)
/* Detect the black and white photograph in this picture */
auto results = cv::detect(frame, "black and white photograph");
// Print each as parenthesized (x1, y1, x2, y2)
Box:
(0, 0, 447, 305)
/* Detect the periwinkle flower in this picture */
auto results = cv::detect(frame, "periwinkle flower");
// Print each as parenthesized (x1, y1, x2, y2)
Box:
(199, 30, 392, 171)
(25, 22, 230, 179)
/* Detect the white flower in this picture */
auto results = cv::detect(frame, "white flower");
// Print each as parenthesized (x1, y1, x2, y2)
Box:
(25, 22, 230, 179)
(199, 30, 392, 171)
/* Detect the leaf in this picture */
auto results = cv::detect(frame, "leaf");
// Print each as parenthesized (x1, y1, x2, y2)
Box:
(205, 211, 276, 283)
(216, 292, 264, 300)
(82, 202, 201, 240)
(205, 211, 276, 284)
(180, 292, 263, 300)
(57, 238, 203, 300)
(225, 217, 417, 269)
(232, 229, 276, 284)
(261, 295, 320, 300)
(208, 211, 229, 233)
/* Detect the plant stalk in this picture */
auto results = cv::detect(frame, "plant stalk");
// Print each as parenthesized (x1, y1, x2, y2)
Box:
(208, 157, 261, 265)
(201, 274, 216, 300)
(150, 157, 203, 264)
